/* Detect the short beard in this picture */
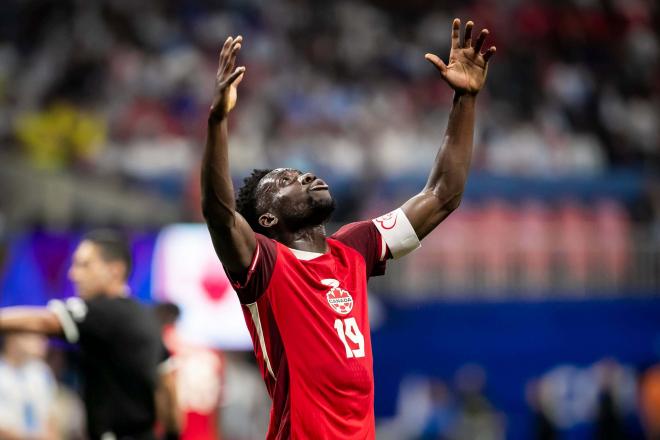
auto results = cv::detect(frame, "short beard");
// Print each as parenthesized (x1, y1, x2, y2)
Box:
(285, 195, 336, 232)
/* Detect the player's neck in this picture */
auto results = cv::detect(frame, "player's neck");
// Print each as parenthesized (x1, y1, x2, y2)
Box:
(277, 224, 328, 254)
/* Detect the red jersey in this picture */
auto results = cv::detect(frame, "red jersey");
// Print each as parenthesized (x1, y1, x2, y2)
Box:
(161, 325, 223, 440)
(226, 210, 420, 439)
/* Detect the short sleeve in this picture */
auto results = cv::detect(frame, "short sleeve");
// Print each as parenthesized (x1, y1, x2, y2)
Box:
(47, 297, 100, 343)
(331, 221, 388, 278)
(224, 233, 278, 304)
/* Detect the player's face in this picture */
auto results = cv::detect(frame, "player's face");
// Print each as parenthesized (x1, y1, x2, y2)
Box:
(258, 168, 335, 230)
(68, 241, 115, 299)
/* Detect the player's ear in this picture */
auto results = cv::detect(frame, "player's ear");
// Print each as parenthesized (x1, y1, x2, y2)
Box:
(258, 213, 278, 229)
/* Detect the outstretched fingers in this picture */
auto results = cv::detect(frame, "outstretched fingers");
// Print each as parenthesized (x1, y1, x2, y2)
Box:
(226, 36, 242, 74)
(224, 66, 246, 87)
(474, 29, 489, 54)
(218, 36, 233, 70)
(463, 21, 474, 48)
(451, 18, 461, 49)
(483, 46, 496, 62)
(425, 53, 448, 77)
(218, 35, 243, 77)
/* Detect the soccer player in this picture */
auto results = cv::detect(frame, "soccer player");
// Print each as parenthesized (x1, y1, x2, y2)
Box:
(0, 230, 178, 440)
(202, 18, 495, 439)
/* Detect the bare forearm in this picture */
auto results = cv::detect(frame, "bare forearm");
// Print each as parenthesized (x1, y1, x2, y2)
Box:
(402, 93, 477, 239)
(0, 307, 62, 335)
(201, 115, 257, 272)
(426, 92, 476, 199)
(201, 118, 238, 227)
(201, 35, 257, 271)
(394, 19, 492, 241)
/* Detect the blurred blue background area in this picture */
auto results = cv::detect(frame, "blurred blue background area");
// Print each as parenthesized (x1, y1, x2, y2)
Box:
(2, 230, 659, 439)
(0, 0, 659, 438)
(0, 230, 157, 306)
(373, 297, 660, 439)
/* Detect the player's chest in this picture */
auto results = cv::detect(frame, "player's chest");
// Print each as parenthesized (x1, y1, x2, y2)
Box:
(270, 253, 367, 317)
(268, 254, 372, 363)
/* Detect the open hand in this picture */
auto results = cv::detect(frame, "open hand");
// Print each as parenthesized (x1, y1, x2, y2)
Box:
(210, 35, 245, 121)
(425, 19, 496, 95)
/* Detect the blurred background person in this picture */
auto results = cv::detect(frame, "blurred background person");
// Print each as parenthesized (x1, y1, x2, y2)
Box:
(594, 359, 629, 440)
(155, 301, 223, 440)
(0, 0, 658, 438)
(0, 332, 57, 440)
(639, 363, 660, 440)
(45, 346, 87, 440)
(0, 230, 178, 440)
(220, 351, 271, 440)
(526, 379, 558, 440)
(452, 364, 504, 440)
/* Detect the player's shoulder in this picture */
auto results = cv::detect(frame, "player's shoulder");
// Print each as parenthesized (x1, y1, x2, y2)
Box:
(254, 232, 281, 255)
(328, 221, 382, 263)
(332, 220, 377, 238)
(330, 220, 381, 252)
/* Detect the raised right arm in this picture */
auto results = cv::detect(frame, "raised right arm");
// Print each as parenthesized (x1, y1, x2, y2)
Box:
(201, 35, 256, 273)
(0, 307, 62, 335)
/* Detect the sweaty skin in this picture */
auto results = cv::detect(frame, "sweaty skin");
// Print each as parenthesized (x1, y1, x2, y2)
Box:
(201, 18, 495, 273)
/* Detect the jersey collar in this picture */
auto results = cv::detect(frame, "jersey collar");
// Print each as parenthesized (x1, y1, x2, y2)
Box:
(288, 247, 324, 261)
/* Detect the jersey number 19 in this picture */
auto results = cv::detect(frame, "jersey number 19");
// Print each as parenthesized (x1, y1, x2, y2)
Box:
(334, 317, 365, 358)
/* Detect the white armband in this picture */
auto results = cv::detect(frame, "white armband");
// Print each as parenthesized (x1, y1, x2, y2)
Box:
(372, 208, 421, 259)
(47, 299, 80, 343)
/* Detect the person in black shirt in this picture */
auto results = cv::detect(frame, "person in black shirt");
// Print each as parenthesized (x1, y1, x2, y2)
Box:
(0, 230, 178, 440)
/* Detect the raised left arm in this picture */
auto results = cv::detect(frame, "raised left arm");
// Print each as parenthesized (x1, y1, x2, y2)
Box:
(401, 18, 495, 240)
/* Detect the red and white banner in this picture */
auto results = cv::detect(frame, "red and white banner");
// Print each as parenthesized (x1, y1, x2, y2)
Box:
(152, 224, 252, 350)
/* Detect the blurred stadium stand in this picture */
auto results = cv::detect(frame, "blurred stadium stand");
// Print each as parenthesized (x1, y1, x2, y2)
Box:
(0, 0, 658, 439)
(0, 0, 658, 298)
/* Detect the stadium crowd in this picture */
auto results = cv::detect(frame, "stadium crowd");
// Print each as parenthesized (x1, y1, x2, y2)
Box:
(0, 2, 659, 439)
(0, 0, 657, 208)
(0, 0, 657, 291)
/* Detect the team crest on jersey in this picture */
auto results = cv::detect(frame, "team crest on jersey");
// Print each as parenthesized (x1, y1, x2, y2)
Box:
(321, 279, 354, 314)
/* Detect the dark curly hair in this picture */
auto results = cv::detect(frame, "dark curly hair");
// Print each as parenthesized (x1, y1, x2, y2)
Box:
(236, 169, 273, 234)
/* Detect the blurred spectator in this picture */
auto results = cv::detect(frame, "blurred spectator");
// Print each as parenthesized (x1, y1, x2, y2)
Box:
(0, 0, 658, 294)
(594, 359, 629, 440)
(45, 348, 86, 440)
(155, 302, 224, 440)
(220, 352, 270, 440)
(418, 379, 458, 440)
(14, 101, 106, 171)
(639, 364, 660, 440)
(526, 379, 558, 440)
(533, 359, 638, 438)
(376, 375, 454, 440)
(0, 333, 57, 440)
(453, 364, 505, 440)
(377, 367, 505, 440)
(0, 0, 656, 210)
